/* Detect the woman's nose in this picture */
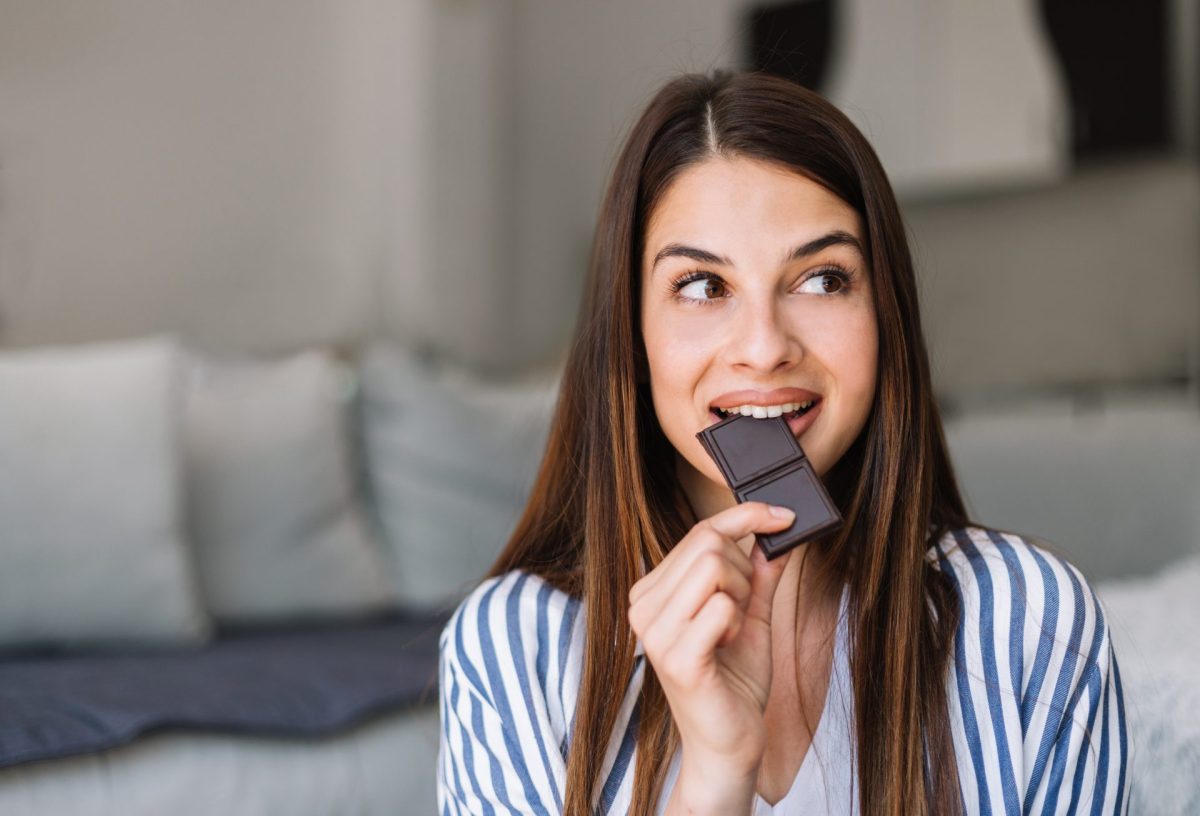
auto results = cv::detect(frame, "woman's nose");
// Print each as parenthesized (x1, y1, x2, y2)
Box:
(725, 297, 800, 373)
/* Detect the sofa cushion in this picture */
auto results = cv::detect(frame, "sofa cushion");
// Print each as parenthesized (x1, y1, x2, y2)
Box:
(0, 335, 211, 648)
(358, 344, 560, 607)
(944, 391, 1200, 581)
(183, 348, 395, 623)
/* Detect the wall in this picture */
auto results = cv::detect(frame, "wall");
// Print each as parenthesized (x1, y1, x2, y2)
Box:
(0, 0, 433, 355)
(906, 156, 1200, 405)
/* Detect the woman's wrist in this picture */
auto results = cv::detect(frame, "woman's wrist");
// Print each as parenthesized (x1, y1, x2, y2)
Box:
(664, 752, 759, 815)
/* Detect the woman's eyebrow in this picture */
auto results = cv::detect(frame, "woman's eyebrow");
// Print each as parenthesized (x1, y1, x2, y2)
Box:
(651, 230, 864, 274)
(783, 230, 864, 263)
(651, 244, 730, 270)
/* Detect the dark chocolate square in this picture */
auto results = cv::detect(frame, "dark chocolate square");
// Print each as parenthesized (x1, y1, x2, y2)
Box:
(697, 412, 802, 489)
(695, 413, 843, 560)
(736, 460, 842, 559)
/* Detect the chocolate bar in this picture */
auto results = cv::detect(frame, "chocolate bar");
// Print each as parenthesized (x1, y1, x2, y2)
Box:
(695, 413, 843, 559)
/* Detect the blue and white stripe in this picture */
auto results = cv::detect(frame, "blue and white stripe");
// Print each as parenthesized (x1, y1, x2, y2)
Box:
(436, 526, 1131, 814)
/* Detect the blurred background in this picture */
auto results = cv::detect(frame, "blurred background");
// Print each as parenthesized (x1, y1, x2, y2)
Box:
(2, 0, 1196, 381)
(1, 1, 1198, 813)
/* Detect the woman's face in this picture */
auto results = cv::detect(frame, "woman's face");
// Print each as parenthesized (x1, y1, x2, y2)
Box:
(639, 155, 878, 498)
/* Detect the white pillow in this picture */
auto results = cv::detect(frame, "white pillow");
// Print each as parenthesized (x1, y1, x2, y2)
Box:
(358, 344, 561, 607)
(183, 348, 396, 623)
(0, 335, 211, 648)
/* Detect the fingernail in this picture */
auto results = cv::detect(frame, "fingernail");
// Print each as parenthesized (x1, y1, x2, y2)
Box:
(769, 505, 795, 520)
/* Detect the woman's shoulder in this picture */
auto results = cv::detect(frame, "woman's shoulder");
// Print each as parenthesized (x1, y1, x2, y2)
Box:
(439, 568, 584, 708)
(925, 531, 1130, 810)
(926, 525, 1104, 622)
(926, 525, 1114, 701)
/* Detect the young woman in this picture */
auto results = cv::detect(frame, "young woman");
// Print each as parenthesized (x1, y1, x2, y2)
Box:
(435, 70, 1130, 815)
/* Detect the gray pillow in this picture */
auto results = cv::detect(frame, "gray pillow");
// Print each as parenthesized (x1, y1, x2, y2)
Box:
(183, 348, 396, 623)
(0, 335, 211, 649)
(944, 392, 1200, 581)
(358, 343, 561, 607)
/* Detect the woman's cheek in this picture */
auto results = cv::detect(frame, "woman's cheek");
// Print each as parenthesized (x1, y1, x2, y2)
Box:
(836, 319, 879, 454)
(806, 320, 877, 473)
(653, 326, 711, 393)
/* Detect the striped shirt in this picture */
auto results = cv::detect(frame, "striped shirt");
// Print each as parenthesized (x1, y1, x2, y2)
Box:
(436, 525, 1131, 814)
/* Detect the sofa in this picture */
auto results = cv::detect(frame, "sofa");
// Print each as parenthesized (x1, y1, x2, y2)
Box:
(0, 335, 560, 815)
(1, 335, 1196, 814)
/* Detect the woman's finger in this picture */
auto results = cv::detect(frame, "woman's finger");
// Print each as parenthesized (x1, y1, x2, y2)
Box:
(631, 548, 750, 646)
(629, 502, 792, 608)
(655, 591, 741, 689)
(703, 502, 795, 546)
(630, 540, 751, 638)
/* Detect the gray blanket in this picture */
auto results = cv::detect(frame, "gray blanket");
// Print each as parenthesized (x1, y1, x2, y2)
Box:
(0, 609, 450, 769)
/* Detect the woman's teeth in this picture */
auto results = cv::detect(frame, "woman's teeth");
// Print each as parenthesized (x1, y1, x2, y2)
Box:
(713, 400, 814, 419)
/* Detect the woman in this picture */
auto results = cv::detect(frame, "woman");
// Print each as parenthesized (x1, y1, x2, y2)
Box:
(436, 70, 1130, 815)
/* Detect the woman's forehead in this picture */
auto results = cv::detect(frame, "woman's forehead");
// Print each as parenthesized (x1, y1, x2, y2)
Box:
(642, 156, 863, 264)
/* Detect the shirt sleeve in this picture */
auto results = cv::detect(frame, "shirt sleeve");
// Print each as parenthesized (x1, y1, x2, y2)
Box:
(435, 575, 567, 815)
(1022, 586, 1132, 815)
(932, 528, 1134, 815)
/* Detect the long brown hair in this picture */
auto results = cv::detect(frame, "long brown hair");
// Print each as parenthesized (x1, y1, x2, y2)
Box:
(489, 69, 974, 815)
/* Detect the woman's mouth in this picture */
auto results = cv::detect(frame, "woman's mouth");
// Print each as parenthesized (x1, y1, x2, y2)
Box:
(707, 398, 823, 438)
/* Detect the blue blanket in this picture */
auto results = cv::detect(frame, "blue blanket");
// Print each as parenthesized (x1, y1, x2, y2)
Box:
(0, 609, 450, 770)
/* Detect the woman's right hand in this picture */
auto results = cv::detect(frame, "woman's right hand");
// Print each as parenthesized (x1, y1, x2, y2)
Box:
(627, 501, 796, 814)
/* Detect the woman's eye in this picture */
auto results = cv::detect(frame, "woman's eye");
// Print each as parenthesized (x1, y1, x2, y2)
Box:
(671, 266, 852, 305)
(674, 274, 727, 303)
(797, 269, 850, 295)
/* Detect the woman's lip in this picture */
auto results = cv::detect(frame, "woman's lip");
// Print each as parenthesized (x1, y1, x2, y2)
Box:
(709, 387, 821, 408)
(706, 398, 822, 438)
(783, 397, 821, 438)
